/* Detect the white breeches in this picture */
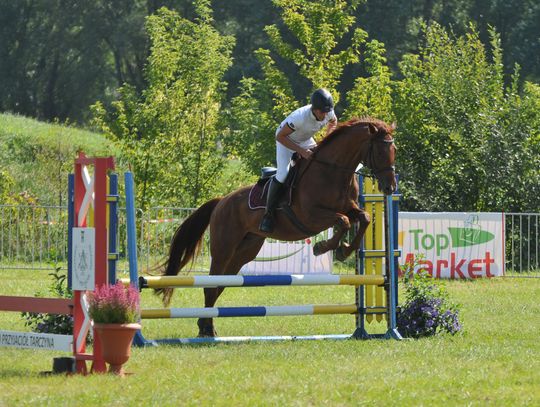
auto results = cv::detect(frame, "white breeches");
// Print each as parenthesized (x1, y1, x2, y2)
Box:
(275, 139, 316, 183)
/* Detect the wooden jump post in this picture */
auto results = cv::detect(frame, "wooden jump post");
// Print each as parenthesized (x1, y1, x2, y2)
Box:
(0, 153, 117, 374)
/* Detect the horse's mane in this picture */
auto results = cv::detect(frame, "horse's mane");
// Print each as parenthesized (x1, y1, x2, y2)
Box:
(316, 116, 394, 150)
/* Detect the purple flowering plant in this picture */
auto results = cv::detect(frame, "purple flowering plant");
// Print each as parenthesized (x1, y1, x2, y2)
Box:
(88, 282, 140, 324)
(397, 261, 462, 338)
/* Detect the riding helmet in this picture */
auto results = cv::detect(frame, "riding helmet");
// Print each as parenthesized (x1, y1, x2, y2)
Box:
(310, 88, 334, 112)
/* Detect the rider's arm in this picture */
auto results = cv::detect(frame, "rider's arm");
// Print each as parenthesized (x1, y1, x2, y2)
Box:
(326, 112, 337, 136)
(326, 117, 337, 135)
(276, 125, 313, 159)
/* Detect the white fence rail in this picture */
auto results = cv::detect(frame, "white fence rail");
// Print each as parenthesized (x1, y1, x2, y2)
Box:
(0, 205, 538, 276)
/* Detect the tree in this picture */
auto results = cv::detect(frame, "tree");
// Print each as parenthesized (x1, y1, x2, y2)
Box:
(93, 2, 234, 208)
(393, 23, 540, 211)
(226, 0, 373, 174)
(344, 39, 394, 122)
(0, 1, 151, 123)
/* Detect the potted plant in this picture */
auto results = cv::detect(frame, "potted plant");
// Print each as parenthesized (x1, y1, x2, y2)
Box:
(87, 282, 141, 375)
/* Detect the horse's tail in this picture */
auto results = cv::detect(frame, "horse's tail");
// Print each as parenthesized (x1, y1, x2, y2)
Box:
(155, 198, 221, 306)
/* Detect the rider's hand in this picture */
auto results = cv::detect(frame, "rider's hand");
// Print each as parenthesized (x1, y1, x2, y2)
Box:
(300, 149, 313, 160)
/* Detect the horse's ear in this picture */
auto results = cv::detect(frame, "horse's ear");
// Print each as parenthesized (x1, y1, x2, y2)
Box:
(391, 122, 397, 131)
(368, 123, 378, 135)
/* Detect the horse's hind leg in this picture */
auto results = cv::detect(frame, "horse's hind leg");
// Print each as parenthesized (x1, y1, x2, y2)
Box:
(198, 233, 265, 337)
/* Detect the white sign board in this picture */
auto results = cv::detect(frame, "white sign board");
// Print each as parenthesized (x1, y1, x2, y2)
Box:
(241, 230, 333, 275)
(0, 330, 72, 351)
(399, 212, 505, 278)
(72, 227, 95, 290)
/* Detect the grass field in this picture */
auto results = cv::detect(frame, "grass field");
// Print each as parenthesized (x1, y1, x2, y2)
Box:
(0, 268, 539, 406)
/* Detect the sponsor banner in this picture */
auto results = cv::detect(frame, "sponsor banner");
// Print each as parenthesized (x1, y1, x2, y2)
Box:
(0, 330, 72, 351)
(241, 230, 333, 275)
(399, 212, 505, 278)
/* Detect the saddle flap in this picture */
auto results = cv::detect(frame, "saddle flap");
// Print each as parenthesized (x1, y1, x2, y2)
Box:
(248, 176, 294, 210)
(248, 160, 301, 210)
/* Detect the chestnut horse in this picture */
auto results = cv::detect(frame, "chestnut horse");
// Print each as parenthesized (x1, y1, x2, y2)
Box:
(156, 117, 396, 337)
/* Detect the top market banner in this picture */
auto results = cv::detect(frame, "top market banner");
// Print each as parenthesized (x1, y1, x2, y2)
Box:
(399, 213, 505, 278)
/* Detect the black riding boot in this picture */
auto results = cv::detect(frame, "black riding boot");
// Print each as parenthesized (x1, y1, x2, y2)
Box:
(259, 178, 284, 233)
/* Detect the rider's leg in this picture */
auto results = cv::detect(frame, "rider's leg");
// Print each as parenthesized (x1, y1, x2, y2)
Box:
(259, 143, 290, 233)
(259, 178, 285, 233)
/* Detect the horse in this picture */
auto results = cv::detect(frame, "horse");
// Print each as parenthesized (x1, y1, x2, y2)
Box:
(155, 117, 396, 337)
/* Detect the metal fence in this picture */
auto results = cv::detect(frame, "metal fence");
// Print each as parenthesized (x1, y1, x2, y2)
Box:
(505, 213, 539, 274)
(0, 205, 69, 266)
(0, 205, 538, 276)
(136, 207, 211, 273)
(0, 204, 210, 273)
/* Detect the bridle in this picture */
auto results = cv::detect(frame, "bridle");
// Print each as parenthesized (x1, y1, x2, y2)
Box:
(364, 135, 395, 177)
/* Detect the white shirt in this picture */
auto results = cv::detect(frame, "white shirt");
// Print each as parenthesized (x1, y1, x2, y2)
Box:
(275, 105, 336, 146)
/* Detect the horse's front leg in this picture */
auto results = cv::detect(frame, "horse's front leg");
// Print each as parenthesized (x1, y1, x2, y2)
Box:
(334, 209, 370, 261)
(312, 213, 351, 256)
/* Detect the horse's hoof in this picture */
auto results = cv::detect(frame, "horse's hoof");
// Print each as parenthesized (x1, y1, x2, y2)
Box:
(313, 242, 324, 256)
(197, 327, 217, 338)
(335, 246, 346, 262)
(197, 319, 217, 337)
(335, 244, 350, 262)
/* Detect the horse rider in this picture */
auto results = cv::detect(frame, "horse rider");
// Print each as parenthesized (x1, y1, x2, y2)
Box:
(259, 88, 338, 233)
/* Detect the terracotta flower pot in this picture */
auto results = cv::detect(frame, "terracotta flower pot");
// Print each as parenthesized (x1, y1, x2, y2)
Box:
(94, 323, 141, 376)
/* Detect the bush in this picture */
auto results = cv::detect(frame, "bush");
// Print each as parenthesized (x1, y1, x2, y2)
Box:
(22, 267, 75, 336)
(397, 266, 462, 338)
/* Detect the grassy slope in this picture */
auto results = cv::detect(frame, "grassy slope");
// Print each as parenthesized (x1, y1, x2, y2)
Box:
(0, 113, 256, 206)
(0, 269, 538, 406)
(0, 113, 115, 204)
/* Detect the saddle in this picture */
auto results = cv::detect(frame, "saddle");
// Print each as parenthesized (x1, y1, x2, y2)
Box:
(248, 155, 317, 236)
(248, 155, 300, 210)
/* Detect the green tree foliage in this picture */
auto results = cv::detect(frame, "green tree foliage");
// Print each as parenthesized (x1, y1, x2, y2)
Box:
(359, 0, 540, 84)
(211, 1, 280, 97)
(344, 39, 394, 121)
(0, 1, 150, 123)
(226, 0, 370, 174)
(0, 1, 538, 123)
(93, 3, 234, 208)
(394, 23, 540, 211)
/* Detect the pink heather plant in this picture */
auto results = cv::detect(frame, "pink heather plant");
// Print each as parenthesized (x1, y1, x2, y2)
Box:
(88, 282, 140, 324)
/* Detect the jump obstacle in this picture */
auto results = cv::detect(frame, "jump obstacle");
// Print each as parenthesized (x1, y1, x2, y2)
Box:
(0, 154, 117, 374)
(121, 174, 402, 344)
(0, 156, 402, 366)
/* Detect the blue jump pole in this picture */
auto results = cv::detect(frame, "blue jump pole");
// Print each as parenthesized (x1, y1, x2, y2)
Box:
(124, 171, 153, 346)
(384, 193, 402, 340)
(67, 174, 74, 289)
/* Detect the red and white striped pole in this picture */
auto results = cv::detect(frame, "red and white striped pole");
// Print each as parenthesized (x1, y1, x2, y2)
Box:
(72, 153, 115, 374)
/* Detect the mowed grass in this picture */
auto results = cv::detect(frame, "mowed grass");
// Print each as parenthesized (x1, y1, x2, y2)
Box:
(0, 268, 539, 406)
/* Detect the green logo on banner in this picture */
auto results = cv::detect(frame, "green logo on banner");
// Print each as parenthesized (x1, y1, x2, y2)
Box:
(253, 246, 304, 262)
(448, 227, 495, 247)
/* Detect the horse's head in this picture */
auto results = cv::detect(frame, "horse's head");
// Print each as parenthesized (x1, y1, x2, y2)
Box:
(364, 122, 396, 195)
(313, 117, 397, 194)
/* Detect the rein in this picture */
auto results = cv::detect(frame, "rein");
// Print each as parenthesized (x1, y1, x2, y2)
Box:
(310, 157, 356, 173)
(297, 129, 396, 182)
